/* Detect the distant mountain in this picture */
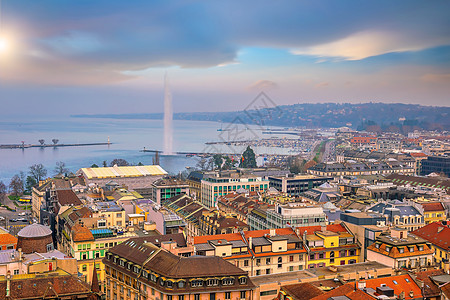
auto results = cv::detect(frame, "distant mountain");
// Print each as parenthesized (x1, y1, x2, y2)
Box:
(72, 102, 450, 131)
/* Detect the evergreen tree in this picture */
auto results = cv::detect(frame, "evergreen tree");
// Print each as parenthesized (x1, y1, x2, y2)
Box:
(239, 146, 257, 168)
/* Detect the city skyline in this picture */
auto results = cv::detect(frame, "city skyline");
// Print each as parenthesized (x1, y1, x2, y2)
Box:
(0, 1, 449, 116)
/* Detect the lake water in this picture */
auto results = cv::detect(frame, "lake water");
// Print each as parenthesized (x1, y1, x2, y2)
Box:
(0, 115, 293, 183)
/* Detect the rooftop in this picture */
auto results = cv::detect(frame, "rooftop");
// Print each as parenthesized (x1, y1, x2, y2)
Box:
(80, 165, 167, 179)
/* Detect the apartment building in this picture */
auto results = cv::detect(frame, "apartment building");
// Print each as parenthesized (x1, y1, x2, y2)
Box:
(103, 238, 255, 300)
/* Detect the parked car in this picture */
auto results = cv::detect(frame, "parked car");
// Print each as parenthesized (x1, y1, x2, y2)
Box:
(18, 212, 26, 216)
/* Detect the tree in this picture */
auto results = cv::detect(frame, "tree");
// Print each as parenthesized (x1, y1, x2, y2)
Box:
(55, 161, 69, 176)
(38, 139, 45, 145)
(29, 163, 48, 182)
(25, 176, 37, 193)
(52, 139, 59, 145)
(239, 146, 257, 168)
(91, 164, 99, 168)
(137, 162, 144, 166)
(213, 154, 223, 170)
(110, 159, 129, 167)
(223, 156, 235, 170)
(0, 181, 6, 201)
(102, 161, 107, 167)
(9, 175, 24, 196)
(196, 157, 212, 171)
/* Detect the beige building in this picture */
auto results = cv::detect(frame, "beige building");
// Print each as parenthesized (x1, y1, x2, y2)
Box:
(201, 172, 269, 208)
(366, 227, 434, 270)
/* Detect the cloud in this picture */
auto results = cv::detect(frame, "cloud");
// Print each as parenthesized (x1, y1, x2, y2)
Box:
(0, 0, 449, 85)
(421, 73, 450, 83)
(315, 82, 330, 88)
(291, 31, 448, 60)
(247, 80, 278, 91)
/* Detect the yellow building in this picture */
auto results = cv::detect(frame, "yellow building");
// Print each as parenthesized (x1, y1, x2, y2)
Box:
(413, 222, 450, 272)
(421, 202, 446, 224)
(298, 224, 360, 268)
(61, 222, 137, 289)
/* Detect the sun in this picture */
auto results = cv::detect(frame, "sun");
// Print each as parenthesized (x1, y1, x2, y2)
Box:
(0, 37, 9, 53)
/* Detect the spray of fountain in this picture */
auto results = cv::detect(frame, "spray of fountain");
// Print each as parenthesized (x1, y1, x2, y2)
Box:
(163, 73, 173, 155)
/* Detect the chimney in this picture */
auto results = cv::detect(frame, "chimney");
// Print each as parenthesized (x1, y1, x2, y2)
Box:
(18, 248, 22, 261)
(321, 225, 327, 232)
(248, 237, 252, 249)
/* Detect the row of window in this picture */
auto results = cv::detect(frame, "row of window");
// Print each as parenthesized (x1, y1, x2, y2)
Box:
(309, 249, 356, 260)
(109, 254, 248, 289)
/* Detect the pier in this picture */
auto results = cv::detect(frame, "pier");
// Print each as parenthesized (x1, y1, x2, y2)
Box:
(0, 142, 111, 149)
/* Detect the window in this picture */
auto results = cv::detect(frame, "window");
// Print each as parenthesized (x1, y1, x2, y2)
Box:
(289, 255, 294, 262)
(239, 277, 247, 285)
(330, 259, 335, 264)
(178, 281, 185, 288)
(399, 248, 404, 254)
(240, 291, 246, 299)
(191, 280, 203, 287)
(318, 253, 324, 259)
(256, 270, 261, 276)
(225, 292, 231, 300)
(179, 296, 184, 300)
(349, 249, 356, 256)
(266, 269, 270, 275)
(222, 278, 234, 286)
(194, 295, 200, 300)
(13, 269, 19, 275)
(167, 296, 172, 300)
(82, 265, 87, 272)
(409, 247, 414, 252)
(244, 260, 249, 267)
(166, 281, 173, 288)
(330, 251, 335, 258)
(256, 258, 261, 265)
(207, 279, 218, 286)
(266, 258, 271, 265)
(289, 266, 294, 272)
(309, 254, 315, 260)
(210, 293, 216, 300)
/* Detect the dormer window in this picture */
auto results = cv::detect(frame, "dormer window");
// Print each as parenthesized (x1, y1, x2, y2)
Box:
(166, 281, 173, 288)
(409, 247, 414, 252)
(178, 281, 185, 288)
(239, 277, 247, 285)
(222, 278, 234, 286)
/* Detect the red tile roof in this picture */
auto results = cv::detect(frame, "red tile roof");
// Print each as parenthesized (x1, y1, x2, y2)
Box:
(194, 233, 243, 244)
(71, 224, 94, 242)
(410, 152, 428, 158)
(56, 189, 83, 206)
(281, 283, 324, 300)
(415, 269, 444, 297)
(362, 274, 422, 300)
(244, 227, 296, 238)
(421, 202, 445, 212)
(296, 224, 348, 236)
(0, 233, 17, 249)
(412, 222, 450, 250)
(311, 283, 375, 300)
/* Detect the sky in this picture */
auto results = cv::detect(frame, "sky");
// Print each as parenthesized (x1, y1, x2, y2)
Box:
(0, 0, 449, 116)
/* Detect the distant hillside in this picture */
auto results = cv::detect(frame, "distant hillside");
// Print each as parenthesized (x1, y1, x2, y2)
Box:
(72, 102, 450, 131)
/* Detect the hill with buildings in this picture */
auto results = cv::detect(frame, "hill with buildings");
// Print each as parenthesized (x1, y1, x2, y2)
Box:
(73, 102, 450, 131)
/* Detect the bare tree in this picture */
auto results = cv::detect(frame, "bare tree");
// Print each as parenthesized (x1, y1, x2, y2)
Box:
(52, 139, 59, 145)
(29, 163, 48, 182)
(110, 159, 129, 167)
(38, 139, 45, 146)
(9, 175, 24, 196)
(55, 161, 70, 176)
(0, 181, 7, 202)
